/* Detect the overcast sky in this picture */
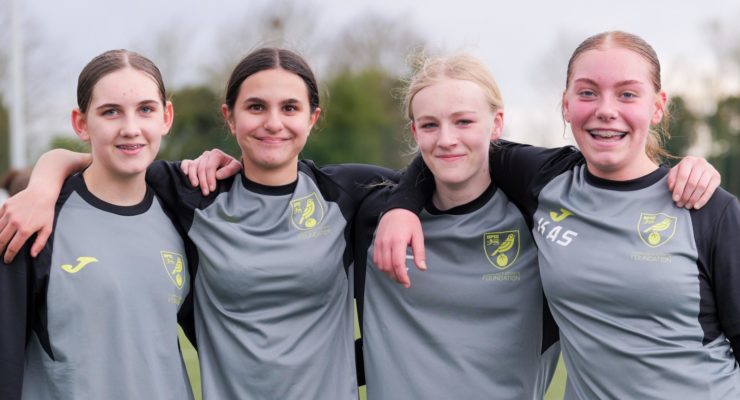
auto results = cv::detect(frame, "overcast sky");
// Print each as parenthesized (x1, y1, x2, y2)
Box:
(6, 0, 740, 157)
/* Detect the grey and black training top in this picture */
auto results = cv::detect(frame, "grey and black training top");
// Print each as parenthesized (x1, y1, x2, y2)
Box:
(391, 141, 740, 399)
(0, 174, 194, 400)
(146, 160, 395, 400)
(355, 183, 559, 400)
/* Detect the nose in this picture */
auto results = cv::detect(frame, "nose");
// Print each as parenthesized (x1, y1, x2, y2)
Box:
(437, 123, 458, 147)
(595, 96, 618, 121)
(263, 110, 283, 133)
(120, 115, 141, 137)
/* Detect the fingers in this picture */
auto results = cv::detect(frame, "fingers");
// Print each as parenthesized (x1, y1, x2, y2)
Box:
(197, 151, 212, 196)
(390, 241, 411, 288)
(4, 228, 30, 264)
(215, 159, 243, 180)
(692, 168, 721, 210)
(409, 226, 427, 271)
(668, 161, 689, 206)
(31, 226, 53, 258)
(0, 218, 17, 262)
(204, 152, 221, 192)
(181, 159, 200, 188)
(670, 157, 720, 209)
(372, 209, 426, 288)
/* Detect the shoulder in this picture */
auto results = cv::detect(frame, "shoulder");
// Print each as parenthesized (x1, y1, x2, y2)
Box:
(691, 188, 739, 223)
(299, 159, 398, 199)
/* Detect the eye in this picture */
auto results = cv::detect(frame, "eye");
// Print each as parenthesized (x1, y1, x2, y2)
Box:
(101, 108, 119, 117)
(456, 119, 473, 127)
(577, 89, 596, 98)
(283, 104, 298, 112)
(140, 105, 155, 114)
(247, 103, 264, 112)
(419, 122, 438, 130)
(620, 92, 638, 100)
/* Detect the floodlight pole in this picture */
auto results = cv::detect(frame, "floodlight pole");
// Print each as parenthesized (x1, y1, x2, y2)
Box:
(9, 0, 27, 168)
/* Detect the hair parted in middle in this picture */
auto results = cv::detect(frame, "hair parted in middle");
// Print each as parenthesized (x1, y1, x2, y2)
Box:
(564, 30, 672, 163)
(224, 48, 320, 113)
(77, 49, 166, 113)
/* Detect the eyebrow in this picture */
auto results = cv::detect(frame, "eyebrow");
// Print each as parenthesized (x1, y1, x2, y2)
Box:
(415, 110, 478, 120)
(243, 97, 301, 105)
(94, 99, 160, 111)
(573, 78, 645, 87)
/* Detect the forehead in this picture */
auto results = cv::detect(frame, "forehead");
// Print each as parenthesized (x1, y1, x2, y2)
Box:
(569, 47, 653, 85)
(237, 68, 309, 102)
(90, 67, 161, 104)
(412, 78, 489, 114)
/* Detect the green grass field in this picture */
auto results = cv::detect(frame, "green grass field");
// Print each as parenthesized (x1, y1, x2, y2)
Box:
(178, 308, 567, 400)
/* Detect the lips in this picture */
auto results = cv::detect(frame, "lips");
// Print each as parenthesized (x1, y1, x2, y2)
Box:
(587, 129, 627, 140)
(116, 144, 145, 155)
(116, 144, 145, 150)
(256, 137, 290, 144)
(436, 154, 465, 162)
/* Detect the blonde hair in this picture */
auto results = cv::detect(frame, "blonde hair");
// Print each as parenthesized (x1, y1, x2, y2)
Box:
(403, 54, 504, 123)
(565, 31, 671, 163)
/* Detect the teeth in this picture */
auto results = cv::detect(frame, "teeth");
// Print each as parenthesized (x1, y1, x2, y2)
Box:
(117, 144, 143, 150)
(588, 130, 626, 138)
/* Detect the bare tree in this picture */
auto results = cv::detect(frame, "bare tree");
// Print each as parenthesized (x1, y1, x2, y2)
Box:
(201, 0, 320, 92)
(324, 12, 426, 78)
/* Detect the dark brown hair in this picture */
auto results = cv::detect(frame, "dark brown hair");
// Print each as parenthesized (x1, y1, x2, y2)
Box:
(77, 49, 166, 113)
(224, 48, 319, 112)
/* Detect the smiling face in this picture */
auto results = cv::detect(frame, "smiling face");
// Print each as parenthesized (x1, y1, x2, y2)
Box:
(223, 68, 320, 186)
(72, 67, 172, 182)
(411, 78, 503, 208)
(563, 46, 666, 180)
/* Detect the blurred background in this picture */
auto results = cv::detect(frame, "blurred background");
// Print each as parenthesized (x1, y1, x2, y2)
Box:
(1, 0, 739, 199)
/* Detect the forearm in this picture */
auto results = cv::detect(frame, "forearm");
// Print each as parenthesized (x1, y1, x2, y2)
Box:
(27, 149, 90, 194)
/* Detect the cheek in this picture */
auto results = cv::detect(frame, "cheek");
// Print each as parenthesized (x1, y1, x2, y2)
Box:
(234, 114, 260, 135)
(285, 120, 312, 140)
(566, 103, 592, 126)
(414, 133, 435, 154)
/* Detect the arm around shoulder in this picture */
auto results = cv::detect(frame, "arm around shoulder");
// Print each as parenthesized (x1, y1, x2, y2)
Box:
(0, 149, 90, 262)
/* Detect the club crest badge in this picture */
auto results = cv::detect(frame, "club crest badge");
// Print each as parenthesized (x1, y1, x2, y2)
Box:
(637, 213, 677, 248)
(290, 192, 325, 231)
(484, 230, 520, 270)
(161, 251, 185, 289)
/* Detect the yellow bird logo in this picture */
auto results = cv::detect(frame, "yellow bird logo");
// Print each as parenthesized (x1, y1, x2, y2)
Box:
(290, 192, 324, 231)
(637, 213, 677, 248)
(642, 218, 673, 246)
(484, 231, 520, 270)
(491, 233, 515, 256)
(299, 198, 317, 228)
(161, 251, 185, 289)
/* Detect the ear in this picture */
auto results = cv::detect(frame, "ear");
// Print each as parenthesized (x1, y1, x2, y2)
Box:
(651, 91, 667, 125)
(221, 104, 236, 136)
(71, 108, 90, 142)
(490, 109, 504, 141)
(561, 91, 571, 123)
(411, 122, 419, 142)
(162, 101, 174, 136)
(307, 107, 321, 133)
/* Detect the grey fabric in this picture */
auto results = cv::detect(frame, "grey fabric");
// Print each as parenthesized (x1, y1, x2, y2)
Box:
(535, 165, 740, 399)
(189, 171, 356, 400)
(362, 185, 558, 400)
(21, 176, 192, 400)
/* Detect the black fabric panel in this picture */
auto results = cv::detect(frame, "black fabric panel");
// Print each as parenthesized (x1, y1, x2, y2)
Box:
(690, 189, 740, 343)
